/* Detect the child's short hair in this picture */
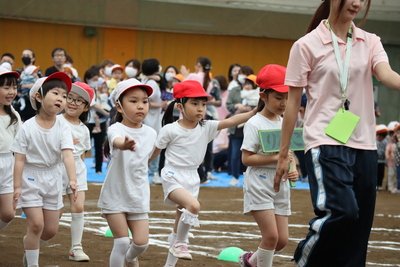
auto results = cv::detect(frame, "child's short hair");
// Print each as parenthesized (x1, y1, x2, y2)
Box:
(29, 72, 72, 110)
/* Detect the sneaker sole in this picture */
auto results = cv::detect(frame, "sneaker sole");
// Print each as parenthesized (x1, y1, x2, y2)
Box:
(169, 248, 192, 260)
(69, 256, 90, 262)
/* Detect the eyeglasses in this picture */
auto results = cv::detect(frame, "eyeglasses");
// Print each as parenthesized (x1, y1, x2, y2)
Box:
(66, 96, 85, 106)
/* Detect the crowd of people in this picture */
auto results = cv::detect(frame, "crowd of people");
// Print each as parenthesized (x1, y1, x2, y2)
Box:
(1, 0, 400, 267)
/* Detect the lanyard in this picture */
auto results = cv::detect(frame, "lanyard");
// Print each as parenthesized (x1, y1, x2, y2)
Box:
(326, 20, 353, 109)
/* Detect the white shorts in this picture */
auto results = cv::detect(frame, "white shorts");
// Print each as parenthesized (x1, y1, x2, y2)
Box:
(161, 165, 200, 205)
(0, 153, 14, 194)
(101, 210, 149, 221)
(62, 157, 88, 195)
(18, 164, 63, 210)
(243, 168, 291, 216)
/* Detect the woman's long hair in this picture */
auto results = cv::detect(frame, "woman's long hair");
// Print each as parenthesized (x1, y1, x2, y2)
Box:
(307, 0, 371, 33)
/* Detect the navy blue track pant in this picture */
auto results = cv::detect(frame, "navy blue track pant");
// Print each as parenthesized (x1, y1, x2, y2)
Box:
(294, 145, 377, 267)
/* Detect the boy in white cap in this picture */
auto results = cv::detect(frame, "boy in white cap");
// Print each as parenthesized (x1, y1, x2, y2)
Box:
(11, 72, 77, 267)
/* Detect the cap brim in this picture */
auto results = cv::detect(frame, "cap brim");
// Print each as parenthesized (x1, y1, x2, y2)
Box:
(267, 85, 289, 93)
(0, 70, 20, 79)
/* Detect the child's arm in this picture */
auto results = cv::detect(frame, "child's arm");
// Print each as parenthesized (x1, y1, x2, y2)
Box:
(62, 149, 77, 200)
(242, 150, 279, 167)
(113, 136, 136, 151)
(217, 109, 256, 131)
(149, 147, 161, 162)
(13, 153, 26, 210)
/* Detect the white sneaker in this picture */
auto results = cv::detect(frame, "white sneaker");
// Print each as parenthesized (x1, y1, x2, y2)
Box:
(152, 173, 162, 185)
(69, 245, 90, 262)
(125, 257, 139, 267)
(169, 242, 192, 260)
(229, 177, 239, 186)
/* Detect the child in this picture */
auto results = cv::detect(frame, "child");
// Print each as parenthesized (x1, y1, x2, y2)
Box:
(11, 72, 77, 267)
(106, 64, 124, 93)
(59, 81, 95, 261)
(386, 121, 399, 193)
(239, 64, 298, 267)
(150, 80, 256, 267)
(376, 124, 388, 190)
(240, 74, 259, 108)
(97, 78, 156, 267)
(0, 66, 21, 230)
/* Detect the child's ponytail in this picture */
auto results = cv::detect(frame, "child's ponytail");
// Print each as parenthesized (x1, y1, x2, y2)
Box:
(162, 100, 177, 126)
(103, 106, 123, 158)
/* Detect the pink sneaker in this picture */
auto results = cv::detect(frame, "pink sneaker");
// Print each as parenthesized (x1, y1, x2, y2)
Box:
(169, 242, 192, 260)
(239, 251, 255, 267)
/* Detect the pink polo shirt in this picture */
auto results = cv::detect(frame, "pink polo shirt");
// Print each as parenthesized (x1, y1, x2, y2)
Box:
(286, 20, 388, 152)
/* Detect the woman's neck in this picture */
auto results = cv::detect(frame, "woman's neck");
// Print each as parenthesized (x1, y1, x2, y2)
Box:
(326, 18, 352, 41)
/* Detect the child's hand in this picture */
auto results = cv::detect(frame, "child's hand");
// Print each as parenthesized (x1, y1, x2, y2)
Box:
(69, 181, 78, 201)
(13, 187, 21, 210)
(121, 136, 136, 151)
(73, 138, 80, 145)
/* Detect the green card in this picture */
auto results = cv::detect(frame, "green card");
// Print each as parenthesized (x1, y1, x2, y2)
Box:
(325, 108, 360, 144)
(258, 128, 304, 153)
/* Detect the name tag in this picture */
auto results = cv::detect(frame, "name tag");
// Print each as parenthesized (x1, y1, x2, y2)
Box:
(325, 108, 360, 144)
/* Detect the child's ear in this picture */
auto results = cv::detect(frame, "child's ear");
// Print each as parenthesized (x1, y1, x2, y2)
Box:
(115, 100, 123, 113)
(176, 102, 183, 112)
(34, 92, 42, 103)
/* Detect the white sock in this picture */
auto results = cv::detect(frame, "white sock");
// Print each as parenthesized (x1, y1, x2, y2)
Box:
(110, 237, 130, 267)
(71, 213, 84, 248)
(249, 250, 258, 266)
(164, 251, 178, 267)
(168, 232, 176, 246)
(175, 209, 199, 243)
(257, 247, 274, 267)
(125, 242, 148, 262)
(0, 219, 9, 230)
(25, 249, 39, 267)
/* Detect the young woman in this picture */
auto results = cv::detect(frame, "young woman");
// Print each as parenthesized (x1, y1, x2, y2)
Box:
(274, 1, 400, 266)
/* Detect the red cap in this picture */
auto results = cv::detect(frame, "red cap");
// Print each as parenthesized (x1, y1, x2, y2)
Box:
(71, 81, 95, 104)
(256, 64, 289, 93)
(173, 80, 210, 99)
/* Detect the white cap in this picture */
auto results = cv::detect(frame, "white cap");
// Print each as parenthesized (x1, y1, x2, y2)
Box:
(0, 65, 19, 78)
(387, 121, 399, 131)
(111, 78, 153, 105)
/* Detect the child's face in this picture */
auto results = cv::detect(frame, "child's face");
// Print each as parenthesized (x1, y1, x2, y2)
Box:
(261, 91, 288, 116)
(64, 91, 88, 118)
(112, 70, 123, 80)
(0, 83, 17, 107)
(117, 88, 149, 127)
(39, 87, 67, 116)
(179, 98, 207, 123)
(243, 81, 255, 90)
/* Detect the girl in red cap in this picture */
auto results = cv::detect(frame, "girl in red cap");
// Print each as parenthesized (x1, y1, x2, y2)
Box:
(275, 1, 400, 266)
(58, 82, 95, 262)
(150, 80, 256, 267)
(11, 72, 77, 267)
(239, 64, 298, 267)
(0, 66, 21, 231)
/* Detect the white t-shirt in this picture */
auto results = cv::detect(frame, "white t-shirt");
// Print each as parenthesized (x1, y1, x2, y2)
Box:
(10, 116, 74, 167)
(241, 113, 282, 169)
(143, 78, 162, 133)
(98, 122, 157, 213)
(0, 110, 21, 154)
(58, 115, 91, 157)
(156, 120, 219, 168)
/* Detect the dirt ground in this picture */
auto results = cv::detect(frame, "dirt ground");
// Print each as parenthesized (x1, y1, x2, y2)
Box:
(0, 184, 399, 267)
